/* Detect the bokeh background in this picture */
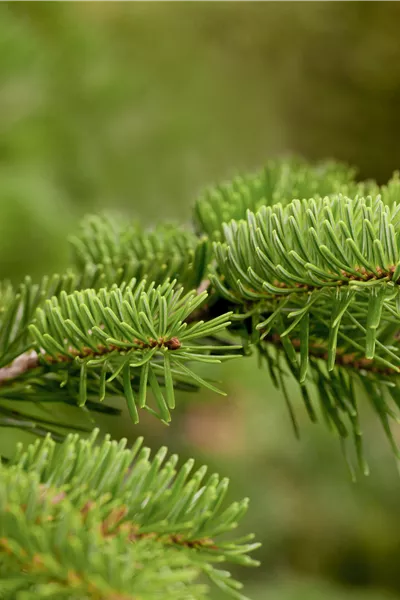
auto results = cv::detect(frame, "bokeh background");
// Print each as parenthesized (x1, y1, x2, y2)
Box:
(2, 3, 400, 599)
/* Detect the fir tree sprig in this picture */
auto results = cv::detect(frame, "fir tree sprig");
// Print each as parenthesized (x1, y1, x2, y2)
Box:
(3, 156, 400, 599)
(70, 216, 211, 291)
(194, 158, 375, 238)
(2, 159, 400, 467)
(0, 429, 259, 600)
(209, 190, 400, 465)
(0, 268, 115, 370)
(0, 277, 239, 435)
(27, 278, 238, 423)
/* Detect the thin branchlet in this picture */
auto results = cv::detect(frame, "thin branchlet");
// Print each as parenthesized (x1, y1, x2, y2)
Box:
(0, 351, 39, 384)
(0, 337, 181, 386)
(265, 333, 398, 376)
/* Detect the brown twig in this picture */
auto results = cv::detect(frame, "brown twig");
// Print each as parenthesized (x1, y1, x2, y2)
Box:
(265, 333, 398, 376)
(225, 264, 399, 300)
(0, 337, 182, 387)
(0, 351, 39, 384)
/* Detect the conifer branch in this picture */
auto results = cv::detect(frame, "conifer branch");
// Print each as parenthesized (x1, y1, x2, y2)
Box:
(0, 277, 239, 434)
(265, 332, 397, 376)
(2, 159, 400, 465)
(70, 217, 211, 292)
(194, 158, 374, 238)
(0, 430, 259, 600)
(3, 157, 400, 598)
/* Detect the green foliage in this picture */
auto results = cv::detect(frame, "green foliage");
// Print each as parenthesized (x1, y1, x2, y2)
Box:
(194, 159, 373, 239)
(29, 278, 237, 422)
(70, 216, 211, 291)
(0, 275, 237, 433)
(210, 178, 400, 471)
(0, 271, 111, 369)
(2, 158, 400, 464)
(3, 156, 400, 598)
(3, 5, 400, 598)
(0, 429, 258, 599)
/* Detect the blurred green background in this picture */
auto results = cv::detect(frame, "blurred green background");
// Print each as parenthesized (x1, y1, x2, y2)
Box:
(1, 3, 400, 599)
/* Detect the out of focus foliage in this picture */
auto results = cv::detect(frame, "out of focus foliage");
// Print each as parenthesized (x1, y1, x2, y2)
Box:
(1, 3, 400, 600)
(2, 2, 400, 283)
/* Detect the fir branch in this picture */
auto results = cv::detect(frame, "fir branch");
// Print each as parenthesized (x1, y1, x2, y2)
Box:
(256, 338, 400, 474)
(0, 430, 259, 600)
(212, 194, 400, 369)
(194, 158, 371, 238)
(0, 267, 116, 370)
(3, 158, 400, 466)
(11, 156, 400, 597)
(70, 216, 211, 292)
(0, 278, 239, 430)
(265, 332, 397, 376)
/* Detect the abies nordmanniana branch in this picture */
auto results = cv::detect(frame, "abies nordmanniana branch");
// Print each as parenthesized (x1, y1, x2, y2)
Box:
(2, 158, 400, 599)
(1, 158, 400, 458)
(0, 276, 237, 438)
(0, 429, 259, 600)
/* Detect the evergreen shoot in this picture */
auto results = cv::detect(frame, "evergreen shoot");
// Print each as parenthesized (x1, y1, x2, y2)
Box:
(2, 157, 400, 597)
